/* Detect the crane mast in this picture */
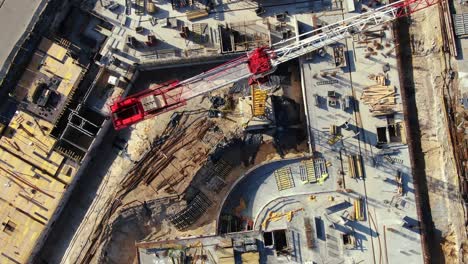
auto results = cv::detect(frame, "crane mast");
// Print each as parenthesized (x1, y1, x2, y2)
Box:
(110, 0, 439, 130)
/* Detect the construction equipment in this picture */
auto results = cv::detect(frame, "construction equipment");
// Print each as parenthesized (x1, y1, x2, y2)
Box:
(318, 173, 329, 185)
(110, 0, 440, 130)
(327, 134, 342, 145)
(262, 208, 304, 229)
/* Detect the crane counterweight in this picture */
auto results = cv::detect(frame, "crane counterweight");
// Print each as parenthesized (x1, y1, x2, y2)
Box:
(247, 47, 274, 76)
(110, 80, 186, 129)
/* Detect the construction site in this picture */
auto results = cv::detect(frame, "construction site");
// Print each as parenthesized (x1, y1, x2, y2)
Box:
(0, 0, 467, 263)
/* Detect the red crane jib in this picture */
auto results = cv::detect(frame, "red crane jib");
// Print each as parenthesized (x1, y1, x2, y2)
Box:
(110, 48, 274, 130)
(108, 0, 441, 130)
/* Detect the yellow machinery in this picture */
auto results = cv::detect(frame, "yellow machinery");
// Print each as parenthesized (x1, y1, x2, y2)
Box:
(318, 173, 328, 185)
(251, 84, 268, 117)
(327, 134, 342, 145)
(147, 0, 157, 14)
(262, 208, 304, 230)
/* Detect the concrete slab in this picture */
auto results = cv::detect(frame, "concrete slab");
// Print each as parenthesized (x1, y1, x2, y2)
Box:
(221, 157, 336, 223)
(300, 10, 425, 264)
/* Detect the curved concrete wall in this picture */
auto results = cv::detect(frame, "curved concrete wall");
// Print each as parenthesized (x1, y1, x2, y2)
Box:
(215, 155, 308, 234)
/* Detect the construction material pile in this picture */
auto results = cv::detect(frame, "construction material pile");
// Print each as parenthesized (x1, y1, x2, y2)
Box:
(121, 117, 214, 190)
(360, 74, 396, 116)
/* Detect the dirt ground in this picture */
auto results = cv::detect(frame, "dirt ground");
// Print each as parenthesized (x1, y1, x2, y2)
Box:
(407, 7, 467, 263)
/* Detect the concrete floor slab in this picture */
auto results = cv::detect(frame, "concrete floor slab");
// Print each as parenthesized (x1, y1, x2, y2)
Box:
(221, 157, 336, 223)
(300, 10, 424, 264)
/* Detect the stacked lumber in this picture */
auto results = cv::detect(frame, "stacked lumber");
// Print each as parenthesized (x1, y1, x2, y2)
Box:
(360, 84, 396, 116)
(186, 9, 209, 21)
(304, 217, 315, 249)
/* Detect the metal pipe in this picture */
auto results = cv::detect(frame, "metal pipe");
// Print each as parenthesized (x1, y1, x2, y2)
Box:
(0, 166, 55, 199)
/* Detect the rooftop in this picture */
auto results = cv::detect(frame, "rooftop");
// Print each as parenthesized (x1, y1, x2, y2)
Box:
(9, 0, 459, 263)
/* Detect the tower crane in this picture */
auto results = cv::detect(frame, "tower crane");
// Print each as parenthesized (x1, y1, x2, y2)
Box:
(110, 0, 439, 130)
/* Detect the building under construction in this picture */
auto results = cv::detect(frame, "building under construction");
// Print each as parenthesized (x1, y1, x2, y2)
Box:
(0, 34, 108, 263)
(0, 0, 467, 263)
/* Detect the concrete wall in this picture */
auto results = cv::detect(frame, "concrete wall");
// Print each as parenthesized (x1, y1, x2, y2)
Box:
(138, 53, 242, 71)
